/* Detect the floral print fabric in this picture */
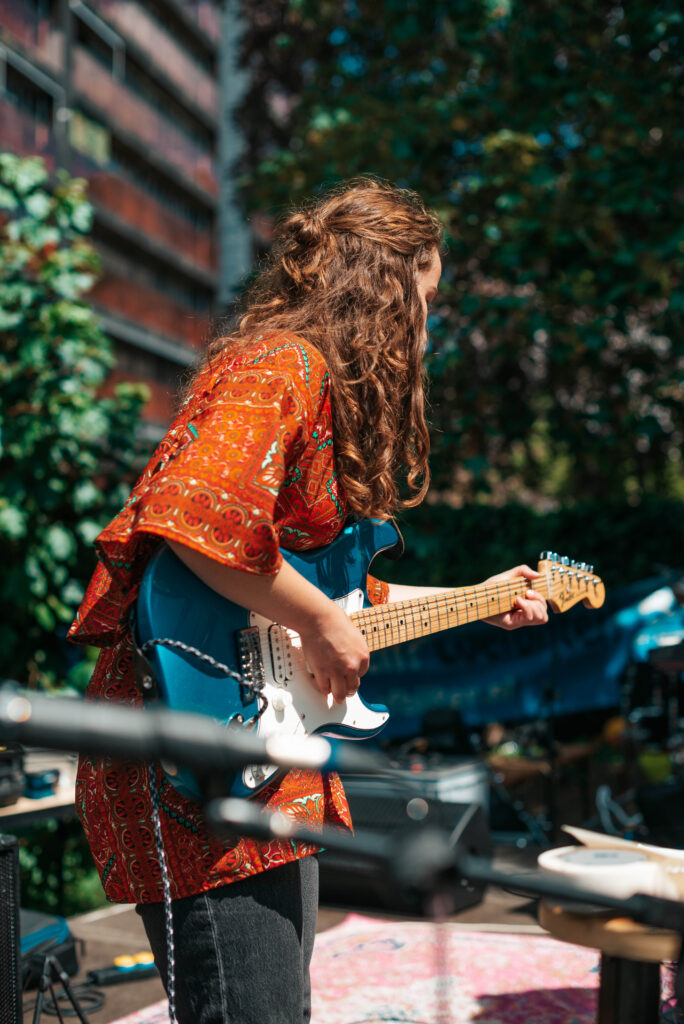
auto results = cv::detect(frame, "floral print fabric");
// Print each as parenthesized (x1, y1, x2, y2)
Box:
(69, 334, 388, 903)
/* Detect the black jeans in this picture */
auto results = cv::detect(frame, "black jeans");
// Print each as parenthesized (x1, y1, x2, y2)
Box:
(137, 856, 319, 1024)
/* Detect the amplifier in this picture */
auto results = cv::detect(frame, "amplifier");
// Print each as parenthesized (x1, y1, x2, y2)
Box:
(318, 764, 491, 917)
(0, 834, 21, 1024)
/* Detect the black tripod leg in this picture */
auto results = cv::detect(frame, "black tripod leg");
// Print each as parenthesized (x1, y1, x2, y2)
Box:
(48, 956, 90, 1024)
(47, 974, 67, 1024)
(31, 969, 48, 1024)
(32, 958, 66, 1024)
(31, 956, 90, 1024)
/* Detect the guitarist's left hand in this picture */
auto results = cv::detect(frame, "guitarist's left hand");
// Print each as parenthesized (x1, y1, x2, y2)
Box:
(483, 565, 548, 630)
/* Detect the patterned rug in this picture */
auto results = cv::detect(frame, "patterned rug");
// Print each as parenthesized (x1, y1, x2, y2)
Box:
(109, 915, 600, 1024)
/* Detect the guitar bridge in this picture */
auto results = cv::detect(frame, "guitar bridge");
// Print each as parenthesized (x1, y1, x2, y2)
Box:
(236, 627, 265, 705)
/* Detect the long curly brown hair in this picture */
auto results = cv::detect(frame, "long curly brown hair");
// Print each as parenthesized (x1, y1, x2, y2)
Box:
(202, 178, 442, 520)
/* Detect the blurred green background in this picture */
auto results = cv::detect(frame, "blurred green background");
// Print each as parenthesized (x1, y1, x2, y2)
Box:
(237, 0, 683, 511)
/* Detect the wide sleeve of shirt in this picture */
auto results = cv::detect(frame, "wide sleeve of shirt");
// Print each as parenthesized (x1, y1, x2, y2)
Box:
(106, 353, 326, 575)
(68, 341, 330, 647)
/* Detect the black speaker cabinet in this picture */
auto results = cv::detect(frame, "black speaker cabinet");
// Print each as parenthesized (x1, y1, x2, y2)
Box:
(0, 834, 21, 1024)
(318, 771, 491, 917)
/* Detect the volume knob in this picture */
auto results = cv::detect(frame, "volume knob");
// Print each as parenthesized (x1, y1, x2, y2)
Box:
(271, 690, 293, 713)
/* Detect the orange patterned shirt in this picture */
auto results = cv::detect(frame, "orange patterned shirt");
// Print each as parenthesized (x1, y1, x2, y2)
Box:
(68, 334, 389, 904)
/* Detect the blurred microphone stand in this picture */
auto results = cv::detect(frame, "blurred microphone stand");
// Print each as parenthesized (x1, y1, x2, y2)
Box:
(0, 683, 388, 782)
(208, 796, 684, 1010)
(5, 683, 684, 1012)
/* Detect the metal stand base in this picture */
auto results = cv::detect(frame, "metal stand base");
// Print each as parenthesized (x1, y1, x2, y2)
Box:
(30, 954, 89, 1024)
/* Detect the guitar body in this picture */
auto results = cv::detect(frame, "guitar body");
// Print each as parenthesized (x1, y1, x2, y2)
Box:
(136, 519, 605, 802)
(135, 519, 396, 800)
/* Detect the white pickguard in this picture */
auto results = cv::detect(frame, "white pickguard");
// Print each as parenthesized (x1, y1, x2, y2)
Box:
(241, 589, 389, 789)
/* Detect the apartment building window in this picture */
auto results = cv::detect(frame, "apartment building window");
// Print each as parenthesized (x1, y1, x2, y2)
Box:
(142, 0, 215, 77)
(124, 55, 214, 154)
(110, 140, 213, 233)
(13, 0, 55, 36)
(115, 339, 187, 392)
(74, 15, 115, 73)
(95, 235, 212, 313)
(4, 63, 53, 124)
(140, 265, 212, 312)
(69, 108, 111, 166)
(21, 0, 55, 13)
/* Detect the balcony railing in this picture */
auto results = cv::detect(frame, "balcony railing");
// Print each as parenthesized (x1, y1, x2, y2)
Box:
(87, 171, 217, 275)
(0, 0, 64, 75)
(91, 274, 212, 350)
(0, 97, 57, 168)
(90, 0, 218, 119)
(72, 49, 217, 196)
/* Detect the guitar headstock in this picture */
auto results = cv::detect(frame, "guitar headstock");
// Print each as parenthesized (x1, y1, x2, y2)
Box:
(537, 552, 606, 613)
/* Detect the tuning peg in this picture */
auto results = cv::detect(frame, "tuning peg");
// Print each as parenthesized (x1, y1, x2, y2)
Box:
(560, 556, 570, 565)
(539, 551, 552, 560)
(587, 564, 594, 574)
(572, 561, 587, 571)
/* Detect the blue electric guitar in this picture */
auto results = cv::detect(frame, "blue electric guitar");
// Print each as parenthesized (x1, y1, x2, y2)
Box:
(135, 519, 605, 800)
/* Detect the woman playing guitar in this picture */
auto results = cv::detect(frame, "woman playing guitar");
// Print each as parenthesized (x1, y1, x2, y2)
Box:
(68, 178, 547, 1023)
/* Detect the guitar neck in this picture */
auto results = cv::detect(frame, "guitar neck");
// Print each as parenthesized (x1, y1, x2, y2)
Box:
(350, 576, 553, 653)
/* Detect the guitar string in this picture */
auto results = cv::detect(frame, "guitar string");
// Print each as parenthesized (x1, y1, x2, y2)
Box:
(350, 571, 600, 651)
(382, 568, 593, 618)
(356, 578, 529, 641)
(253, 569, 599, 661)
(367, 583, 533, 645)
(357, 575, 533, 643)
(358, 576, 537, 638)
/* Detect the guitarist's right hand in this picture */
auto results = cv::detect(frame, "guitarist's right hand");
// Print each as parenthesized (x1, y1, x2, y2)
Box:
(167, 540, 369, 706)
(298, 601, 370, 705)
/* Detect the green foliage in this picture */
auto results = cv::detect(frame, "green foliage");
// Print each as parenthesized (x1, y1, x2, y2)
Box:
(381, 497, 684, 589)
(0, 154, 149, 691)
(17, 818, 107, 917)
(238, 0, 684, 506)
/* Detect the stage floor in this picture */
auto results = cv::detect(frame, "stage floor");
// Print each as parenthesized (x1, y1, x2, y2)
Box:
(21, 846, 545, 1023)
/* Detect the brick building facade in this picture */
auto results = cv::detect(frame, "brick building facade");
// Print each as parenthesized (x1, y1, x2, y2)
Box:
(0, 0, 241, 434)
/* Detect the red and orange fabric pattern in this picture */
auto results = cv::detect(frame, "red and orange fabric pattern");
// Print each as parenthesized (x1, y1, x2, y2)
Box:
(69, 334, 388, 904)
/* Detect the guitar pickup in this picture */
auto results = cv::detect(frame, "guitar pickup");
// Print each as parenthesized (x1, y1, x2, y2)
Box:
(268, 623, 297, 684)
(236, 627, 265, 706)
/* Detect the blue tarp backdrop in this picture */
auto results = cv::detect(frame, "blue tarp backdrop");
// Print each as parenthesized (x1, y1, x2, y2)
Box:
(362, 576, 684, 739)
